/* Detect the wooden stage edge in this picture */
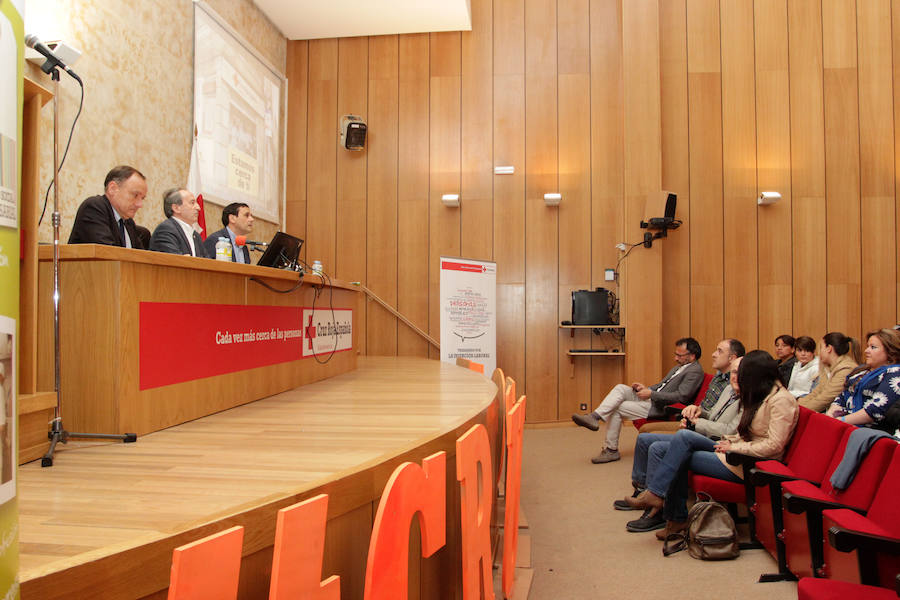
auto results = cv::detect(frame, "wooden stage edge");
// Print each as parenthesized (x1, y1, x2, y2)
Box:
(18, 357, 499, 600)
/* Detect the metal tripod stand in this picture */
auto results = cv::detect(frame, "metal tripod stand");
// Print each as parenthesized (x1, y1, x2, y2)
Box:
(39, 64, 136, 467)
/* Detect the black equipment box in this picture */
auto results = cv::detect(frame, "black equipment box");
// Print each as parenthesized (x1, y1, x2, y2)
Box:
(571, 287, 609, 325)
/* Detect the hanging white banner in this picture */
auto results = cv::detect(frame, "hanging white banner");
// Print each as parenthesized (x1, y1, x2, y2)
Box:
(439, 257, 496, 375)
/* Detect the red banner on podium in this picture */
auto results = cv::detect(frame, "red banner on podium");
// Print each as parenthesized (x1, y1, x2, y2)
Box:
(139, 302, 307, 390)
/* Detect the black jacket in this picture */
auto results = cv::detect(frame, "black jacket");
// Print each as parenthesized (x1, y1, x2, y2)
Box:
(68, 194, 144, 249)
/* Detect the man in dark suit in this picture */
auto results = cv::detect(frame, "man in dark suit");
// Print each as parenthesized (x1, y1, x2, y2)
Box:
(149, 188, 209, 258)
(69, 165, 147, 248)
(202, 202, 255, 264)
(572, 337, 704, 464)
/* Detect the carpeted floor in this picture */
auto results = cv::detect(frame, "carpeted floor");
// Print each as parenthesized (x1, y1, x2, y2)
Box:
(519, 424, 799, 600)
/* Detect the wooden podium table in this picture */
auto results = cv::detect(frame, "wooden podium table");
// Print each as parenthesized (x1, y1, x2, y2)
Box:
(34, 245, 360, 445)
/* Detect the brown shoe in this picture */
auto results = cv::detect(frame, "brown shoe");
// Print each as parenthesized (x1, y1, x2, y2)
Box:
(656, 520, 688, 541)
(625, 489, 664, 510)
(591, 447, 620, 464)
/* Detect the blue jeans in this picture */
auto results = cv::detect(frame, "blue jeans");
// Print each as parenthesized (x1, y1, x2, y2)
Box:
(646, 429, 717, 498)
(662, 447, 743, 522)
(630, 433, 675, 487)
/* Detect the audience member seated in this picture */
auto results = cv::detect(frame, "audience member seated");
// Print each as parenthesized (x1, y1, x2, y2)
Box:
(149, 188, 209, 258)
(639, 338, 744, 434)
(572, 338, 704, 464)
(826, 328, 900, 430)
(799, 332, 860, 412)
(626, 350, 799, 538)
(617, 355, 743, 533)
(202, 202, 255, 264)
(788, 336, 820, 397)
(774, 334, 797, 384)
(68, 165, 147, 248)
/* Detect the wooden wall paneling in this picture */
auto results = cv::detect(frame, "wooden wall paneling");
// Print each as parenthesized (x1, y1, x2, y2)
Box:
(622, 0, 662, 384)
(493, 0, 527, 398)
(367, 36, 400, 356)
(460, 0, 494, 261)
(858, 0, 897, 333)
(590, 0, 626, 410)
(524, 0, 559, 421)
(787, 0, 827, 339)
(557, 0, 592, 417)
(659, 0, 692, 369)
(285, 41, 309, 253)
(306, 40, 339, 280)
(823, 0, 862, 337)
(398, 34, 431, 357)
(895, 0, 900, 324)
(686, 0, 724, 371)
(336, 37, 369, 354)
(720, 0, 759, 349)
(753, 0, 793, 351)
(429, 32, 462, 358)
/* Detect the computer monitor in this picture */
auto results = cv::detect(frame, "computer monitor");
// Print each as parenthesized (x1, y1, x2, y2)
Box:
(256, 232, 303, 270)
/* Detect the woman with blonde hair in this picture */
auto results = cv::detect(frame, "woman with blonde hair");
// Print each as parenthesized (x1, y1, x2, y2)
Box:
(798, 332, 860, 412)
(826, 328, 900, 429)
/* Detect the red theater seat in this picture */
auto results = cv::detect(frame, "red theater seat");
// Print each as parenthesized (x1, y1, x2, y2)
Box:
(821, 443, 900, 589)
(781, 435, 898, 580)
(798, 575, 900, 600)
(749, 410, 851, 579)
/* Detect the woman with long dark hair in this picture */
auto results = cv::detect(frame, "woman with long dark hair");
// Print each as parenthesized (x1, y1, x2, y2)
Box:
(826, 328, 900, 429)
(627, 350, 799, 537)
(799, 332, 860, 412)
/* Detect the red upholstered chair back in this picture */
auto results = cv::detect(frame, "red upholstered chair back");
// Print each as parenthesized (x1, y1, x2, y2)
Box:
(819, 434, 897, 511)
(692, 372, 714, 406)
(864, 442, 900, 537)
(782, 410, 853, 483)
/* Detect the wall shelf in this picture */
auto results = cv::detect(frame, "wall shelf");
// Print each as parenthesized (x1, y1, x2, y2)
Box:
(567, 350, 625, 357)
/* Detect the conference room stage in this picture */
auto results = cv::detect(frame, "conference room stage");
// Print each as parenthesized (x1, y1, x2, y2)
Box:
(18, 356, 499, 599)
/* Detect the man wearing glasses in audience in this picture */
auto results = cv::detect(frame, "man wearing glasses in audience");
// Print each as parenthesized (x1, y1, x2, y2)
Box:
(572, 337, 704, 464)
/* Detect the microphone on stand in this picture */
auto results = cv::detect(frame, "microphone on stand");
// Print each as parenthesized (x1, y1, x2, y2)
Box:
(235, 235, 268, 251)
(25, 34, 82, 82)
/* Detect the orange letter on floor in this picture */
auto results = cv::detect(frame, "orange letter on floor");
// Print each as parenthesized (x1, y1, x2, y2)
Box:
(269, 494, 339, 600)
(364, 451, 447, 600)
(168, 526, 244, 600)
(502, 397, 526, 599)
(457, 424, 495, 600)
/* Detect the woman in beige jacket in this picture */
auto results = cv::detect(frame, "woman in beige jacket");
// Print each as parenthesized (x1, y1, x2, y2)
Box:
(798, 332, 861, 412)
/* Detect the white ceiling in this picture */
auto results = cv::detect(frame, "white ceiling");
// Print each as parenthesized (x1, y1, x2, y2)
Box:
(253, 0, 472, 40)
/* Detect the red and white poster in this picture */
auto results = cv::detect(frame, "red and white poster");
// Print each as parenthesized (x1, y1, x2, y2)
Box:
(301, 308, 353, 357)
(439, 257, 496, 375)
(139, 303, 352, 389)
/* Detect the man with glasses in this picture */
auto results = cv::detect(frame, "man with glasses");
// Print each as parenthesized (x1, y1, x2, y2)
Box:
(572, 337, 704, 464)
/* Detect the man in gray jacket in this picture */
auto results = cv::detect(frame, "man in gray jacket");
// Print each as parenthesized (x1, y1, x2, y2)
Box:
(618, 354, 743, 533)
(572, 337, 704, 464)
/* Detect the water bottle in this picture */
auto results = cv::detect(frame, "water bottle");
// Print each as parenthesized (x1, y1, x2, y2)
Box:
(311, 260, 323, 275)
(215, 237, 232, 261)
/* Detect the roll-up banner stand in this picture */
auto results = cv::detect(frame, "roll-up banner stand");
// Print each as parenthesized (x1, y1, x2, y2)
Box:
(0, 0, 23, 595)
(439, 257, 496, 376)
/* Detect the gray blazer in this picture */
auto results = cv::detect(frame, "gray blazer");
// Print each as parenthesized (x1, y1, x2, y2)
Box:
(695, 384, 741, 439)
(149, 217, 209, 258)
(649, 360, 705, 407)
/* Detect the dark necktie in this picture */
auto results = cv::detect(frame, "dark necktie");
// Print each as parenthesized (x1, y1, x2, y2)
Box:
(118, 219, 127, 247)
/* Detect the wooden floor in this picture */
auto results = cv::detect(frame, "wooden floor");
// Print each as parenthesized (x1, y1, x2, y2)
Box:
(17, 357, 496, 598)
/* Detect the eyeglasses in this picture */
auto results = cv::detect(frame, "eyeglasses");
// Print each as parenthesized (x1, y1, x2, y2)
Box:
(674, 351, 691, 358)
